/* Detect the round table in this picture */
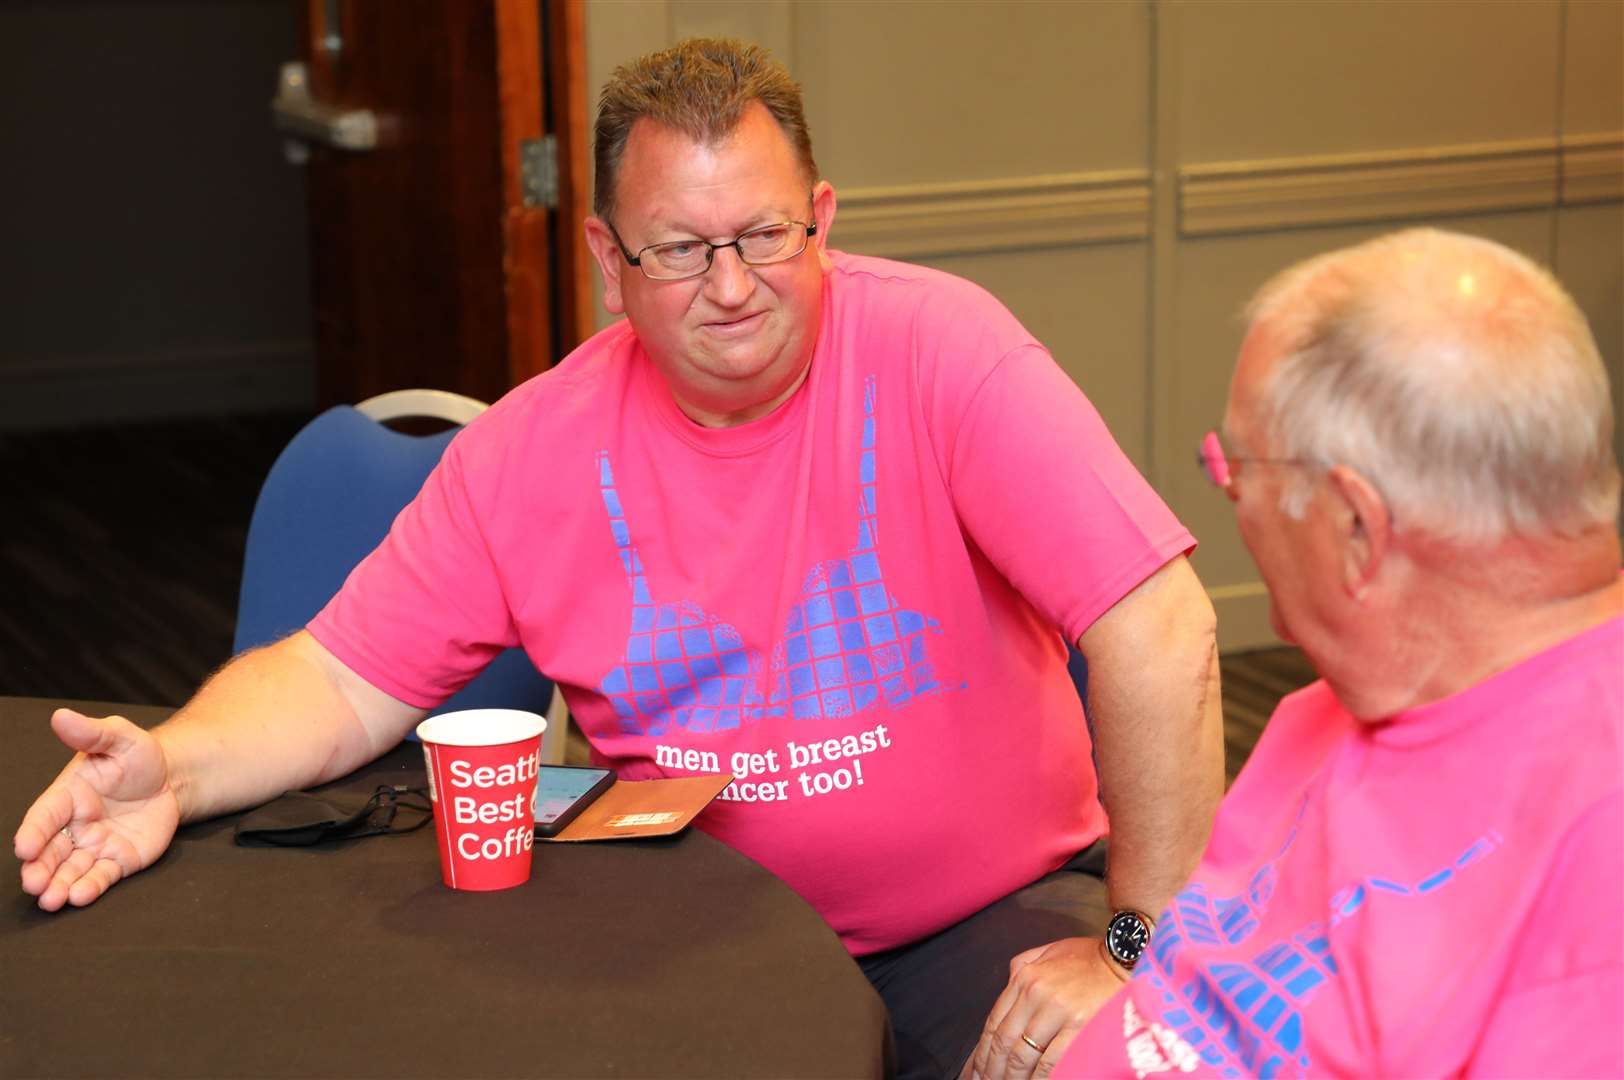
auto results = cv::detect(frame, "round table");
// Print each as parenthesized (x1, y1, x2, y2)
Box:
(2, 699, 892, 1078)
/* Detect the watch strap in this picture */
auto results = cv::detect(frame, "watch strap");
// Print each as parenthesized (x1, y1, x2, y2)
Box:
(1098, 938, 1132, 982)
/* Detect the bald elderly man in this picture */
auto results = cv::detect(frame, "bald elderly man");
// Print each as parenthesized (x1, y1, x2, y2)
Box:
(1028, 229, 1623, 1078)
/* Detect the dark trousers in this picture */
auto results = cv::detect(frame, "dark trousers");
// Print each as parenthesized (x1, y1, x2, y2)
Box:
(857, 842, 1111, 1079)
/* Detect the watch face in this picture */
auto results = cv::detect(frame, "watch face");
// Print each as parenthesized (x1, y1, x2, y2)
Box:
(1106, 911, 1151, 968)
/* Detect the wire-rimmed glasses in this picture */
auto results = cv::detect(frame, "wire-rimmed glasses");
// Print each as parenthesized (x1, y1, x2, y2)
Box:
(610, 219, 818, 281)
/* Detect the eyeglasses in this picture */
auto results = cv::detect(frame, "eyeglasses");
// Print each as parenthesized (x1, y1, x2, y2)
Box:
(609, 218, 818, 281)
(1197, 430, 1314, 492)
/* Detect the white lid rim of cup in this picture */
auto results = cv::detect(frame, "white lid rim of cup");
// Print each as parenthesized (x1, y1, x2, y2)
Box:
(415, 709, 548, 747)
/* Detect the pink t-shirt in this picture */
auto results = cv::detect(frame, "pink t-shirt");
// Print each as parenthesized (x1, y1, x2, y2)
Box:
(310, 252, 1194, 954)
(1058, 613, 1624, 1078)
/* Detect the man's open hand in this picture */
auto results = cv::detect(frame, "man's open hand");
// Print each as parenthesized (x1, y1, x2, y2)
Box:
(14, 708, 180, 911)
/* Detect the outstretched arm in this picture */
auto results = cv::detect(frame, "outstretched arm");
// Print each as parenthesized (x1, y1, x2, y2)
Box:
(14, 630, 425, 910)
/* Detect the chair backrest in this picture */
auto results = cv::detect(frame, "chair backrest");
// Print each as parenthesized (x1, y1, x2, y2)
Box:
(234, 401, 554, 720)
(354, 388, 486, 426)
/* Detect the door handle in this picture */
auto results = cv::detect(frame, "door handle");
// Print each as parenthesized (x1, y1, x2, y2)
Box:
(271, 61, 377, 155)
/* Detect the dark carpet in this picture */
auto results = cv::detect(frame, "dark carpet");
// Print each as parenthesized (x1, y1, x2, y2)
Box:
(1, 412, 1317, 778)
(3, 413, 313, 707)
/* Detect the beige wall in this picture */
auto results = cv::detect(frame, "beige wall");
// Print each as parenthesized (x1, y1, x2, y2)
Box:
(585, 0, 1624, 653)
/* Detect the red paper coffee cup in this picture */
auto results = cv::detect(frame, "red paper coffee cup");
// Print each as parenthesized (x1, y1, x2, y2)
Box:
(416, 709, 547, 891)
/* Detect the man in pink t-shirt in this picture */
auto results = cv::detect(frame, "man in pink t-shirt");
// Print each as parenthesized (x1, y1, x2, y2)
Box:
(16, 39, 1225, 1079)
(1039, 230, 1624, 1079)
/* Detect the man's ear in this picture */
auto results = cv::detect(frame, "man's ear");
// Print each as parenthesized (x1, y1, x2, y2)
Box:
(1325, 465, 1391, 599)
(583, 216, 627, 315)
(810, 180, 837, 271)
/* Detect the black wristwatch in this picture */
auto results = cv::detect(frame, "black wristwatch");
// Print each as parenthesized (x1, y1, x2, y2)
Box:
(1104, 909, 1155, 971)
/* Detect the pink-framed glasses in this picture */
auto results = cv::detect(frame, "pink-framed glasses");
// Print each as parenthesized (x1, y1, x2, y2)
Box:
(1198, 430, 1314, 494)
(1197, 431, 1233, 489)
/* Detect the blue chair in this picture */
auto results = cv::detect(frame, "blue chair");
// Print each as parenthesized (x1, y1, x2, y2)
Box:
(1066, 642, 1090, 718)
(234, 390, 562, 757)
(1067, 641, 1101, 797)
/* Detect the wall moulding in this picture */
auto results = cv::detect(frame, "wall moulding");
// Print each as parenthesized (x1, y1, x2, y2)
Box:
(833, 171, 1152, 259)
(1176, 136, 1624, 237)
(1561, 133, 1624, 206)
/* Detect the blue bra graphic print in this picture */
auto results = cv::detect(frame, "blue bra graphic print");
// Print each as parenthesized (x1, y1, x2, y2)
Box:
(595, 379, 946, 737)
(1141, 802, 1502, 1080)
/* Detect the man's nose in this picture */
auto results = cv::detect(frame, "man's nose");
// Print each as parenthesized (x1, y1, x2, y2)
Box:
(703, 245, 755, 305)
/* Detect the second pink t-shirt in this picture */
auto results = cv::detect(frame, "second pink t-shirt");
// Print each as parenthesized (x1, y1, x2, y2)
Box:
(1058, 613, 1624, 1078)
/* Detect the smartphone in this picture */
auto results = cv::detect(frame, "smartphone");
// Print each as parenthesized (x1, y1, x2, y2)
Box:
(533, 765, 615, 837)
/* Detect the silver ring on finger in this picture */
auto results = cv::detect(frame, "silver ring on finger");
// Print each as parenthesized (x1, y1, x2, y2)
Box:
(1020, 1033, 1047, 1054)
(60, 825, 75, 844)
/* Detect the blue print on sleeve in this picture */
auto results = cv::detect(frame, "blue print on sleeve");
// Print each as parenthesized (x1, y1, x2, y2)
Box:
(594, 379, 946, 736)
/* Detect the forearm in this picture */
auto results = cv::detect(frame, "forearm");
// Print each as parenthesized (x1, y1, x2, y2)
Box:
(155, 631, 423, 823)
(1080, 557, 1224, 916)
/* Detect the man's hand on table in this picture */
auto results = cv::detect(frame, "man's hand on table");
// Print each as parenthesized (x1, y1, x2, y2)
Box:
(13, 708, 180, 911)
(962, 936, 1127, 1080)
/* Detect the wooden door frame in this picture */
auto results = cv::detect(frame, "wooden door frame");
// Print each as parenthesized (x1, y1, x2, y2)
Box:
(293, 0, 589, 404)
(496, 0, 591, 386)
(546, 0, 594, 358)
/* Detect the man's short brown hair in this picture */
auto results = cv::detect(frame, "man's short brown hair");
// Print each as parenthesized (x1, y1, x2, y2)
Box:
(593, 37, 819, 220)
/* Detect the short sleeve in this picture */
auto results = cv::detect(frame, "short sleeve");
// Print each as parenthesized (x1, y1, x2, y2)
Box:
(947, 346, 1195, 642)
(307, 428, 520, 708)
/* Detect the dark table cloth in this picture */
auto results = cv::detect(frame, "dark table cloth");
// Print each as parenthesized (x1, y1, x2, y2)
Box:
(2, 699, 891, 1078)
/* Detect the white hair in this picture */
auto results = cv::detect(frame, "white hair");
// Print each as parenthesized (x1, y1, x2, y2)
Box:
(1245, 228, 1620, 543)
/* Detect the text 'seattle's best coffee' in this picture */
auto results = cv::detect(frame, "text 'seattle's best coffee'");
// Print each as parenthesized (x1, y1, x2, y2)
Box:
(416, 710, 548, 891)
